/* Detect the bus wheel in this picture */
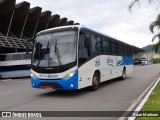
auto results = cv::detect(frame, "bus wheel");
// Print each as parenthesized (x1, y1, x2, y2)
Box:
(121, 68, 126, 80)
(91, 72, 100, 91)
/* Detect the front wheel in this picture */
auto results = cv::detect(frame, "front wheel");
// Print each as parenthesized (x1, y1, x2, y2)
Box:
(90, 72, 100, 91)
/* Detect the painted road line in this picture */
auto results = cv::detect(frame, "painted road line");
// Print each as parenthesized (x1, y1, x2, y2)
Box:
(128, 77, 160, 120)
(0, 91, 14, 95)
(118, 76, 160, 120)
(1, 79, 12, 81)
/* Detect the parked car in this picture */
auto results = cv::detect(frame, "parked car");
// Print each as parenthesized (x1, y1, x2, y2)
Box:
(141, 58, 148, 65)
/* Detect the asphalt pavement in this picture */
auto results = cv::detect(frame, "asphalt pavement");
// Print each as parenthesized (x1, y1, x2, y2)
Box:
(0, 64, 160, 120)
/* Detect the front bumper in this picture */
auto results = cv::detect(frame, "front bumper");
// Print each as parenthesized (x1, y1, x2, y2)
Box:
(31, 70, 78, 90)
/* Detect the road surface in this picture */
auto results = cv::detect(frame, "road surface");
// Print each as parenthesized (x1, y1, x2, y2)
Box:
(0, 64, 160, 120)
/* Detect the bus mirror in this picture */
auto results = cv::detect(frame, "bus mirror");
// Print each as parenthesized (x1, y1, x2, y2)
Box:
(84, 37, 90, 48)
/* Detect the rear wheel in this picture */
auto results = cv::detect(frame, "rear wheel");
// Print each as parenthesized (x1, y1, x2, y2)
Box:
(121, 68, 126, 80)
(91, 72, 100, 91)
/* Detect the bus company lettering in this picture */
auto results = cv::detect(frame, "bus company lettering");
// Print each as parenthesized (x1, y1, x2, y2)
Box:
(50, 74, 58, 78)
(39, 74, 58, 78)
(107, 57, 113, 64)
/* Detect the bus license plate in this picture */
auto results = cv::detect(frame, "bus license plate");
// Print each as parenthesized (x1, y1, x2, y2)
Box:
(45, 86, 53, 90)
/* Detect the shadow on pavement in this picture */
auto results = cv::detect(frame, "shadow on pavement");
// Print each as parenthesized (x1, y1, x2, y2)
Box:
(37, 77, 129, 97)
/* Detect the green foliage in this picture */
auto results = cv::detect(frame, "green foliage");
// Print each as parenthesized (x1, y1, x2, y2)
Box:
(128, 0, 159, 12)
(136, 82, 160, 120)
(150, 14, 160, 53)
(151, 58, 160, 64)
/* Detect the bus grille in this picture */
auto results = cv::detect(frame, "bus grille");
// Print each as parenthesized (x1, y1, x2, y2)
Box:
(39, 82, 62, 89)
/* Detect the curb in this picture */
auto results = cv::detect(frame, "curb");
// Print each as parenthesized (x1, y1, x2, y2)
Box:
(128, 77, 160, 120)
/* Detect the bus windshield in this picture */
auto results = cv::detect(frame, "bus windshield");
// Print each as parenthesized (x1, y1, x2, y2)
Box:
(32, 31, 77, 67)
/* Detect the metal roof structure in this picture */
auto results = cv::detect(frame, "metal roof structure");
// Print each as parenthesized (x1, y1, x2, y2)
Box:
(0, 0, 76, 53)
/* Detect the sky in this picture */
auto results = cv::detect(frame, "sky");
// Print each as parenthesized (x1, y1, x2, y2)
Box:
(16, 0, 159, 48)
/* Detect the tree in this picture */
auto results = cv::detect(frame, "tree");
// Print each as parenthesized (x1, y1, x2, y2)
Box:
(150, 14, 160, 53)
(128, 0, 159, 11)
(129, 0, 160, 53)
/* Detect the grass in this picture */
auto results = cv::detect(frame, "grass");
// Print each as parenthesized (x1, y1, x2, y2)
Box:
(136, 82, 160, 120)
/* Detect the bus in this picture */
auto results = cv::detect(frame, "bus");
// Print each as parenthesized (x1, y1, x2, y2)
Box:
(30, 25, 133, 91)
(0, 52, 31, 79)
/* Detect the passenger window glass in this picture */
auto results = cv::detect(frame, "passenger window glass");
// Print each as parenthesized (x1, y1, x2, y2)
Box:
(91, 35, 102, 53)
(119, 44, 123, 55)
(111, 42, 118, 55)
(11, 54, 22, 60)
(79, 32, 89, 58)
(128, 47, 132, 56)
(96, 37, 102, 53)
(91, 35, 96, 52)
(0, 55, 7, 61)
(102, 40, 110, 54)
(124, 46, 131, 56)
(23, 53, 31, 59)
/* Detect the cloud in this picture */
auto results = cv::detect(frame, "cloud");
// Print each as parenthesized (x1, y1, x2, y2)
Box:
(16, 0, 159, 48)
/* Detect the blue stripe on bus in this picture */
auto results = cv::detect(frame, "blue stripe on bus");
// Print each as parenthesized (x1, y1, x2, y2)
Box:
(0, 69, 30, 73)
(117, 56, 133, 66)
(31, 70, 78, 90)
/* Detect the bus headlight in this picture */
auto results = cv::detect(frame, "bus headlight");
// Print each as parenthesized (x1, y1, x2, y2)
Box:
(31, 72, 37, 78)
(64, 71, 76, 79)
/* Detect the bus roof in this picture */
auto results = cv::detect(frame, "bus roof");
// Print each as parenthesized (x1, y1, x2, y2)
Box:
(37, 25, 132, 47)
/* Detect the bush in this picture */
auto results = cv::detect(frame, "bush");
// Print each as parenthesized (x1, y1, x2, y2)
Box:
(151, 58, 160, 64)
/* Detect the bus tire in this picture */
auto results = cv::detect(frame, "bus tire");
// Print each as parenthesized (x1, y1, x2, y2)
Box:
(91, 72, 100, 91)
(121, 68, 126, 80)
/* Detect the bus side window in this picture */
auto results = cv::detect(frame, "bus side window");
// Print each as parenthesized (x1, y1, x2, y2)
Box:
(0, 55, 7, 61)
(96, 37, 102, 53)
(84, 34, 91, 57)
(79, 32, 89, 58)
(111, 42, 118, 55)
(91, 35, 102, 53)
(124, 46, 130, 56)
(11, 54, 22, 60)
(118, 44, 124, 56)
(102, 39, 110, 54)
(124, 46, 127, 56)
(128, 47, 132, 56)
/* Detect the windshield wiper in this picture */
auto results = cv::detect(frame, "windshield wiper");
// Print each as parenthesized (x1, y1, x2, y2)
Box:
(55, 39, 61, 65)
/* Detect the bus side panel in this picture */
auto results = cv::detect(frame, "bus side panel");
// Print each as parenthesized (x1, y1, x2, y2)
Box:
(126, 65, 133, 74)
(100, 55, 119, 82)
(0, 70, 30, 79)
(78, 57, 101, 89)
(121, 56, 134, 74)
(78, 55, 133, 89)
(116, 56, 124, 77)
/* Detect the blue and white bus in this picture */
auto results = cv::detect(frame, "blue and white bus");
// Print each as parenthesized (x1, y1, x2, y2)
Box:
(30, 25, 133, 91)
